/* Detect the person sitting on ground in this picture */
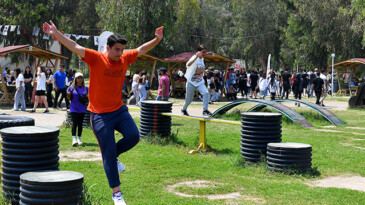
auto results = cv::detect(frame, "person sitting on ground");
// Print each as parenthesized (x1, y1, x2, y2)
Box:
(227, 83, 238, 101)
(31, 66, 50, 113)
(67, 72, 88, 147)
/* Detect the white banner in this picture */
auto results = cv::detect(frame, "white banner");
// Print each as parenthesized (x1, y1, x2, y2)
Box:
(94, 36, 99, 45)
(81, 35, 90, 39)
(64, 33, 71, 39)
(43, 33, 50, 40)
(10, 25, 16, 32)
(17, 25, 21, 35)
(73, 34, 82, 40)
(0, 25, 2, 32)
(32, 27, 40, 36)
(2, 25, 9, 36)
(98, 31, 114, 53)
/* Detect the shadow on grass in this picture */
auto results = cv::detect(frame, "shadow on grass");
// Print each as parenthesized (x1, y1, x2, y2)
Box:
(82, 143, 100, 147)
(142, 130, 187, 147)
(232, 155, 321, 178)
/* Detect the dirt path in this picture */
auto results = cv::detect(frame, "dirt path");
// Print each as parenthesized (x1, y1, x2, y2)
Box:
(2, 108, 67, 127)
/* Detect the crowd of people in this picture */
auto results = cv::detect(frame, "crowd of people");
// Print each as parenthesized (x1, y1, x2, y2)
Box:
(4, 65, 77, 111)
(163, 66, 337, 107)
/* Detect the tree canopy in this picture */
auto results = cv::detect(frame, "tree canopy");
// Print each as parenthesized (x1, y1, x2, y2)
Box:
(1, 0, 365, 70)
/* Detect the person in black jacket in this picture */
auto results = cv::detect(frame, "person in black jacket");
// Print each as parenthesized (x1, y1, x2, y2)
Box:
(311, 72, 324, 105)
(293, 73, 304, 106)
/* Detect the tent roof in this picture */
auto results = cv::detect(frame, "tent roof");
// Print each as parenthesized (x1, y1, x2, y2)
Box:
(333, 58, 365, 67)
(164, 52, 236, 63)
(136, 53, 163, 61)
(0, 45, 68, 59)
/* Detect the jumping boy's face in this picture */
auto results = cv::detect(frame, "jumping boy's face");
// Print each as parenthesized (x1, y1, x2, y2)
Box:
(108, 43, 125, 61)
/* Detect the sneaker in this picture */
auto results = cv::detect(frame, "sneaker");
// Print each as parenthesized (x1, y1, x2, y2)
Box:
(77, 137, 83, 146)
(203, 110, 213, 116)
(112, 190, 126, 205)
(43, 109, 49, 113)
(72, 137, 78, 147)
(117, 159, 125, 173)
(181, 109, 189, 116)
(30, 109, 36, 113)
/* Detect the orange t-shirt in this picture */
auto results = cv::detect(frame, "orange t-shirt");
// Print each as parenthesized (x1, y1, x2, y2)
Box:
(82, 48, 138, 114)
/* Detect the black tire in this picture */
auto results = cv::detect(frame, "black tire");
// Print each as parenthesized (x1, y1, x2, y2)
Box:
(0, 116, 35, 130)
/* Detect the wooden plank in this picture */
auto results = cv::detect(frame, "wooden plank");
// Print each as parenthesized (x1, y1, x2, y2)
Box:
(149, 60, 157, 86)
(161, 112, 241, 125)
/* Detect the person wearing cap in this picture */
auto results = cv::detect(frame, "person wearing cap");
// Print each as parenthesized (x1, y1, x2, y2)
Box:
(43, 20, 163, 204)
(181, 45, 213, 116)
(156, 67, 170, 101)
(67, 72, 89, 146)
(30, 66, 49, 113)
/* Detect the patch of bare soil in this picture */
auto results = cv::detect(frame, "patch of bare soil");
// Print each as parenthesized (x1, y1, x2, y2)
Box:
(59, 151, 101, 161)
(167, 180, 264, 203)
(306, 175, 365, 192)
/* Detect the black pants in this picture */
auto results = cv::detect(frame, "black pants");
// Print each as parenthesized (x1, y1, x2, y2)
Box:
(46, 84, 53, 107)
(315, 90, 322, 105)
(54, 88, 69, 108)
(240, 85, 248, 97)
(295, 92, 302, 100)
(71, 112, 85, 137)
(282, 82, 290, 99)
(270, 92, 276, 100)
(227, 93, 237, 100)
(24, 83, 33, 105)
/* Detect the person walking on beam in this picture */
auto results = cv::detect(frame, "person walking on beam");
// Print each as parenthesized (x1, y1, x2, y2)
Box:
(43, 20, 163, 205)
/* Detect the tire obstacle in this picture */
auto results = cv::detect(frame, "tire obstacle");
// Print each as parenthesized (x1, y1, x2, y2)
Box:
(349, 83, 365, 108)
(211, 99, 313, 128)
(247, 99, 345, 126)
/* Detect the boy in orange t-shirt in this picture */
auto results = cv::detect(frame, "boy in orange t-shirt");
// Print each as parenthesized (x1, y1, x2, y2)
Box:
(43, 20, 163, 205)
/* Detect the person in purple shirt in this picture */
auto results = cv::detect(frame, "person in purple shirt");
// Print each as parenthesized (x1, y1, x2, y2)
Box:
(156, 67, 170, 101)
(67, 72, 88, 147)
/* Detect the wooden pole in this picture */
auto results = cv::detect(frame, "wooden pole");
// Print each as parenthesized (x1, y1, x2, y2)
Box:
(0, 64, 12, 103)
(150, 60, 157, 85)
(222, 62, 230, 97)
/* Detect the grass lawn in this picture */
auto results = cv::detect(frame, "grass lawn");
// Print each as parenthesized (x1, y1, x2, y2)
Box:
(1, 101, 365, 204)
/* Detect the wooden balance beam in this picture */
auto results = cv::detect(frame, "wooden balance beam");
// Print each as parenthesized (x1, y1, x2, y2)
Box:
(161, 112, 240, 153)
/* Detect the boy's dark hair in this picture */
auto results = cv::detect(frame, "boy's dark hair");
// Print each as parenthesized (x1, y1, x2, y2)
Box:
(321, 69, 325, 73)
(107, 34, 128, 48)
(60, 64, 65, 69)
(197, 45, 207, 52)
(316, 72, 320, 76)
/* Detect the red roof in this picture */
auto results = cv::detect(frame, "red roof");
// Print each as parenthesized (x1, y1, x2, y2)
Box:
(354, 58, 365, 63)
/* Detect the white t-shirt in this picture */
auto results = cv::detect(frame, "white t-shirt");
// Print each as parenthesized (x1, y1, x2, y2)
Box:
(320, 74, 327, 89)
(185, 55, 205, 87)
(16, 74, 25, 88)
(36, 72, 46, 91)
(259, 77, 268, 91)
(246, 73, 251, 87)
(269, 79, 279, 93)
(47, 74, 53, 84)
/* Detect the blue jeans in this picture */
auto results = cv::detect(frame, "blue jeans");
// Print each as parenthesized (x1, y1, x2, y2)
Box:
(91, 105, 140, 188)
(156, 96, 169, 101)
(13, 86, 26, 111)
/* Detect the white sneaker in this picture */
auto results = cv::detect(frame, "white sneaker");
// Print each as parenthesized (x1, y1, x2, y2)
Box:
(72, 137, 78, 147)
(77, 137, 83, 146)
(112, 191, 126, 205)
(117, 160, 125, 173)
